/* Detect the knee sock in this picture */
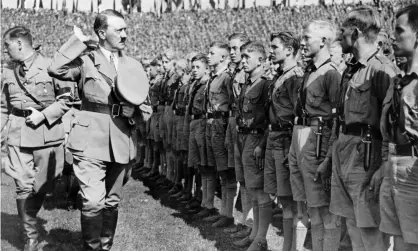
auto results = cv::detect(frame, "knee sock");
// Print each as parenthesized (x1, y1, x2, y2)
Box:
(201, 174, 208, 208)
(226, 181, 237, 218)
(249, 201, 259, 240)
(166, 151, 174, 181)
(346, 218, 365, 251)
(324, 227, 342, 251)
(175, 160, 183, 185)
(152, 150, 160, 174)
(220, 184, 227, 216)
(311, 223, 325, 251)
(139, 145, 145, 165)
(206, 171, 216, 209)
(256, 201, 272, 242)
(195, 171, 202, 200)
(282, 218, 294, 251)
(240, 186, 252, 227)
(292, 213, 308, 251)
(186, 167, 194, 194)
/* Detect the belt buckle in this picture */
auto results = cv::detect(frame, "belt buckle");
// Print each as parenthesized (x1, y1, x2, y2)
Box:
(23, 110, 32, 117)
(388, 143, 397, 155)
(112, 104, 121, 117)
(302, 117, 307, 126)
(268, 124, 272, 132)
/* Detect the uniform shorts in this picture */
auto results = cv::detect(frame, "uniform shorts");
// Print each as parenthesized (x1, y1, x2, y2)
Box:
(288, 125, 331, 207)
(163, 105, 174, 150)
(181, 115, 191, 151)
(235, 132, 264, 189)
(207, 118, 230, 172)
(225, 117, 237, 168)
(330, 133, 382, 228)
(206, 120, 215, 167)
(188, 119, 207, 167)
(150, 111, 162, 142)
(264, 131, 293, 197)
(380, 155, 418, 244)
(172, 115, 184, 152)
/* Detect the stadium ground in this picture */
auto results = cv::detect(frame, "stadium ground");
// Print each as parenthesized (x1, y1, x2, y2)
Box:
(0, 169, 314, 251)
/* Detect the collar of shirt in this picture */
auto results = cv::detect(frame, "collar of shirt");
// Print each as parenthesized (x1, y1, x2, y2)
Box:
(99, 45, 119, 69)
(20, 51, 36, 69)
(313, 53, 331, 70)
(278, 62, 297, 76)
(357, 49, 378, 66)
(212, 64, 228, 78)
(249, 68, 265, 84)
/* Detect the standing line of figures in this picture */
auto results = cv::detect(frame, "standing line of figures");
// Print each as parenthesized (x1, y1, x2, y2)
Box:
(1, 4, 418, 251)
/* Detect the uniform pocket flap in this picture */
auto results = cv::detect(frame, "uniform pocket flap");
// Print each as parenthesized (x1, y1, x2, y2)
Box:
(75, 117, 90, 127)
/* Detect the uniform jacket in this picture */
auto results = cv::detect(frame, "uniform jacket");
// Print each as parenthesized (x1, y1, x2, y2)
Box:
(160, 69, 179, 106)
(1, 53, 71, 148)
(48, 35, 147, 164)
(188, 76, 210, 115)
(207, 65, 232, 113)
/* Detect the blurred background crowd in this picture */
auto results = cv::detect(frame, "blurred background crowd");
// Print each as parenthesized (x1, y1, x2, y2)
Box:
(1, 0, 414, 61)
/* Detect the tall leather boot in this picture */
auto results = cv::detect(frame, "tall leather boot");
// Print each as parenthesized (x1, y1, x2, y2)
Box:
(81, 212, 103, 251)
(16, 195, 44, 251)
(101, 208, 119, 251)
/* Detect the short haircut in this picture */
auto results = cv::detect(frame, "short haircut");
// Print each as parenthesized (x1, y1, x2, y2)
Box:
(304, 20, 336, 47)
(176, 59, 188, 70)
(94, 9, 124, 36)
(209, 42, 229, 54)
(396, 4, 418, 32)
(342, 6, 381, 43)
(241, 41, 266, 59)
(271, 31, 300, 56)
(3, 26, 33, 46)
(228, 33, 251, 44)
(162, 49, 176, 60)
(191, 53, 208, 66)
(185, 52, 198, 61)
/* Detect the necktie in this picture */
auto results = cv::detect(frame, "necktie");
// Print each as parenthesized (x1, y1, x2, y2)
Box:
(110, 53, 117, 72)
(19, 62, 28, 78)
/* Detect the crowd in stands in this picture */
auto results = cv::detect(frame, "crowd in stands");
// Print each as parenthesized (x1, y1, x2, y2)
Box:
(1, 0, 414, 60)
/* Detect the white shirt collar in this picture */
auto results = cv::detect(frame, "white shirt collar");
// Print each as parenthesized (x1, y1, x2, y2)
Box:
(99, 46, 119, 70)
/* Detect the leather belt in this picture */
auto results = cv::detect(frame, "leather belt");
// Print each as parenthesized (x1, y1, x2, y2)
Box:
(389, 142, 418, 157)
(294, 116, 332, 128)
(174, 110, 185, 116)
(11, 107, 43, 117)
(191, 114, 205, 120)
(81, 100, 121, 116)
(229, 110, 238, 117)
(237, 127, 265, 135)
(207, 111, 228, 119)
(268, 123, 293, 132)
(341, 123, 382, 140)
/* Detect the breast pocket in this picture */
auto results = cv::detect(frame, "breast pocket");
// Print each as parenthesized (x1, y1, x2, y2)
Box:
(348, 82, 371, 113)
(275, 87, 292, 109)
(34, 81, 55, 97)
(306, 88, 324, 108)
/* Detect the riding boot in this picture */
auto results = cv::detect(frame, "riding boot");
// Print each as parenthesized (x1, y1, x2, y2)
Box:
(81, 212, 103, 251)
(16, 194, 44, 251)
(100, 208, 119, 251)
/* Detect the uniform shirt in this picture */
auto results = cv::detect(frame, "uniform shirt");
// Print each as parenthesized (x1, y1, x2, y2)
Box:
(237, 69, 270, 129)
(99, 46, 119, 71)
(207, 65, 232, 112)
(268, 63, 303, 125)
(189, 75, 209, 115)
(339, 51, 396, 129)
(381, 71, 418, 160)
(149, 75, 163, 107)
(160, 69, 179, 105)
(297, 55, 341, 120)
(174, 78, 191, 112)
(229, 63, 246, 112)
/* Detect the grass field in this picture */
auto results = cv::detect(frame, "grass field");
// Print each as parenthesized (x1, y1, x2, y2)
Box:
(1, 168, 314, 251)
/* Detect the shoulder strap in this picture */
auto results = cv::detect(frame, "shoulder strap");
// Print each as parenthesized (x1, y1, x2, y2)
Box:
(13, 66, 47, 108)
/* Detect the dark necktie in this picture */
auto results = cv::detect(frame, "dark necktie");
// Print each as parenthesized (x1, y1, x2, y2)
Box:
(18, 62, 28, 78)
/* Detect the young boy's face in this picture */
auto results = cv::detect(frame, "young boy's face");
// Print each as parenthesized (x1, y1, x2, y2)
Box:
(207, 47, 225, 67)
(241, 49, 262, 73)
(393, 13, 417, 57)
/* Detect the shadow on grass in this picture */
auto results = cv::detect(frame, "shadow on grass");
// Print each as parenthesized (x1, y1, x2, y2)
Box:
(132, 169, 276, 251)
(1, 212, 82, 251)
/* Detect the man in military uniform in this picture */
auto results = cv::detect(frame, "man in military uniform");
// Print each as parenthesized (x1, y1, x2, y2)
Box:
(223, 33, 253, 238)
(330, 7, 396, 251)
(380, 5, 418, 250)
(48, 10, 147, 250)
(2, 26, 71, 251)
(233, 42, 271, 251)
(264, 31, 303, 251)
(202, 42, 235, 227)
(187, 54, 210, 215)
(159, 49, 179, 189)
(289, 20, 341, 251)
(169, 59, 189, 196)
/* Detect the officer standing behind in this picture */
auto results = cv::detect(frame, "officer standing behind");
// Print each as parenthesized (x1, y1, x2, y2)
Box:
(330, 7, 396, 251)
(380, 5, 418, 251)
(264, 31, 303, 251)
(48, 10, 147, 251)
(289, 20, 341, 251)
(223, 33, 253, 238)
(1, 26, 71, 251)
(204, 42, 235, 227)
(233, 42, 271, 251)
